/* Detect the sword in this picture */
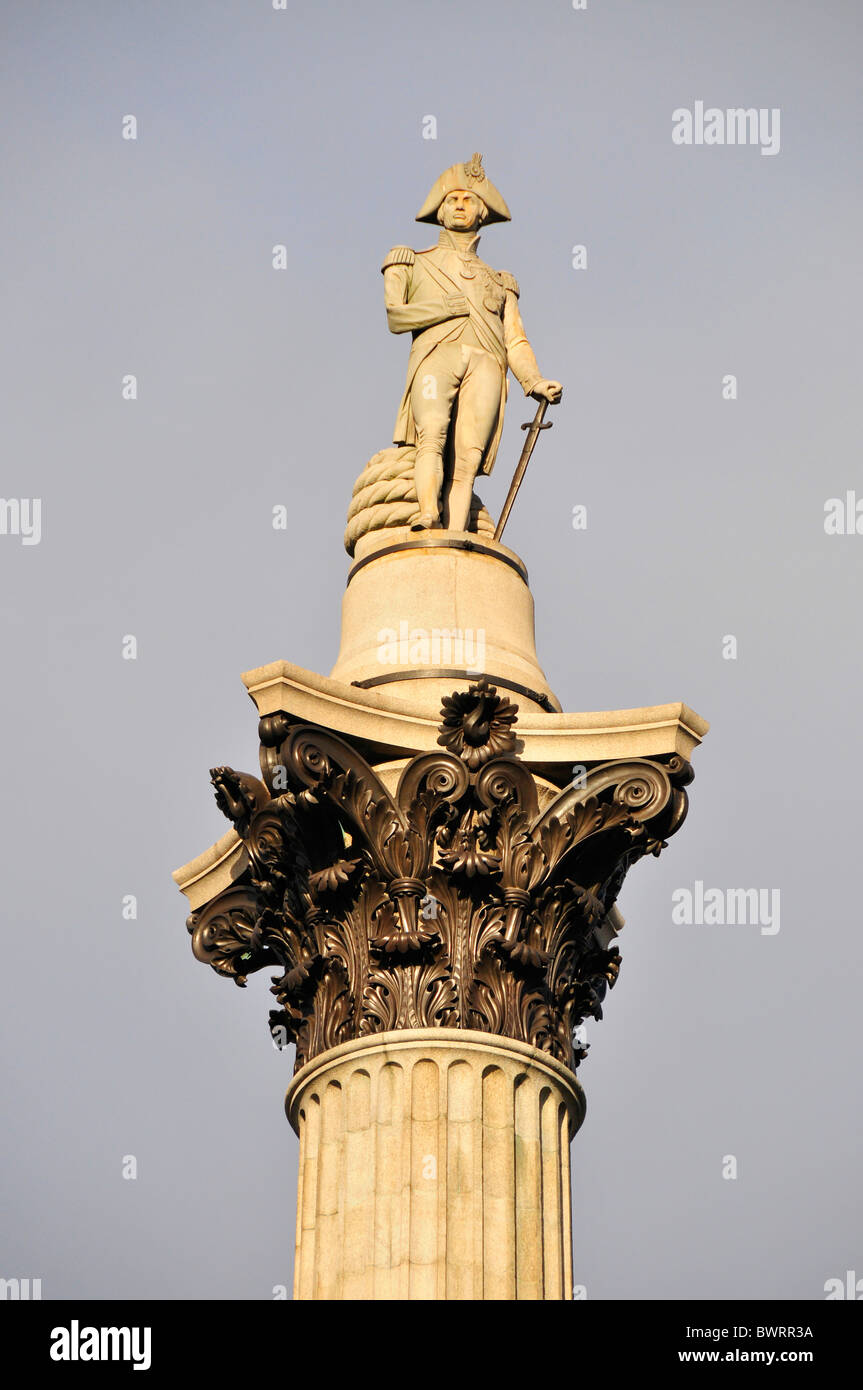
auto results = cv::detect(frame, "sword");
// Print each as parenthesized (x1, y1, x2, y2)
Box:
(493, 397, 554, 542)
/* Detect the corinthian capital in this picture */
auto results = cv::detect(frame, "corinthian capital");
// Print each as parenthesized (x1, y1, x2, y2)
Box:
(186, 681, 694, 1076)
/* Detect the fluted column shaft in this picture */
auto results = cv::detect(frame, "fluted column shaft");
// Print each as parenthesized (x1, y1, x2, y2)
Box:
(285, 1029, 585, 1301)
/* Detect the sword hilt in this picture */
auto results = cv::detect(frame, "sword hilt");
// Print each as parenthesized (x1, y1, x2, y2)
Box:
(522, 396, 553, 431)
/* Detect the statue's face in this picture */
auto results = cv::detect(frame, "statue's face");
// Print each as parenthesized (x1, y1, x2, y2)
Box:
(438, 189, 486, 231)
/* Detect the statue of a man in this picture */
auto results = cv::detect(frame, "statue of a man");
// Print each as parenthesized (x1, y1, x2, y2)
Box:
(382, 153, 562, 534)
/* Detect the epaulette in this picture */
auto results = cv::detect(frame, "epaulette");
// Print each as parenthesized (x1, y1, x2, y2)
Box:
(381, 245, 416, 272)
(499, 270, 519, 296)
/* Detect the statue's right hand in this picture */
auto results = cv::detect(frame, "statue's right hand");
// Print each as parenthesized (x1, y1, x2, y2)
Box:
(444, 294, 470, 316)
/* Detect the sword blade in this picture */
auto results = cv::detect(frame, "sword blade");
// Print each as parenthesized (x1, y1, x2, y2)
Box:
(493, 398, 552, 541)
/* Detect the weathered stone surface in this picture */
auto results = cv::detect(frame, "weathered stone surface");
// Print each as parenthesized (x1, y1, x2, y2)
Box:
(286, 1030, 583, 1300)
(330, 530, 559, 714)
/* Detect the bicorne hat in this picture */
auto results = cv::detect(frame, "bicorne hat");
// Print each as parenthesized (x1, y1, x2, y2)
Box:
(415, 152, 511, 225)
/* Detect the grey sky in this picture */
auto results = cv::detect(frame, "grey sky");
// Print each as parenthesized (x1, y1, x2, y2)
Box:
(1, 0, 860, 1298)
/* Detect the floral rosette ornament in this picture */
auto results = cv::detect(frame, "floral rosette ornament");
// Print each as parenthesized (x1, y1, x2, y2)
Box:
(436, 678, 518, 770)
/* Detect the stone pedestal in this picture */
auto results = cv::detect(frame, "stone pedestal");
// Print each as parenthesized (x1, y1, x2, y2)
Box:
(330, 529, 560, 715)
(286, 1029, 584, 1301)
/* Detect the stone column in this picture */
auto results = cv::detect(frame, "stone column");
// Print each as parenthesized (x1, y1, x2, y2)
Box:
(174, 538, 707, 1302)
(286, 1029, 583, 1301)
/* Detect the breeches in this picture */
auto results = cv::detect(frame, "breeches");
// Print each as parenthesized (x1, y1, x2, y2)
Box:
(409, 342, 501, 465)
